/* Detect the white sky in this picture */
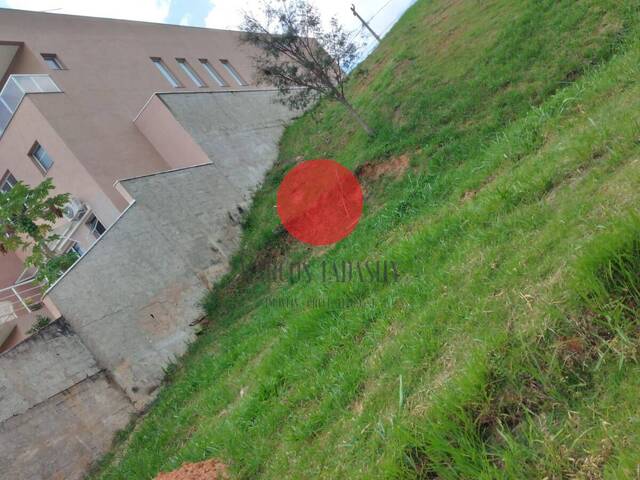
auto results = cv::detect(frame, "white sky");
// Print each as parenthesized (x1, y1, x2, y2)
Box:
(206, 0, 418, 48)
(1, 0, 415, 34)
(2, 0, 173, 23)
(1, 0, 417, 54)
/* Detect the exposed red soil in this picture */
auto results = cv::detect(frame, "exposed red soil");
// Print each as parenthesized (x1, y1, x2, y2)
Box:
(356, 154, 410, 182)
(155, 460, 228, 480)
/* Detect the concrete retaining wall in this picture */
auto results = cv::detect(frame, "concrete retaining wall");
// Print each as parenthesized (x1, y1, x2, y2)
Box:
(0, 372, 134, 480)
(0, 89, 298, 480)
(48, 164, 246, 407)
(0, 320, 134, 480)
(0, 320, 100, 423)
(160, 90, 296, 194)
(48, 90, 299, 408)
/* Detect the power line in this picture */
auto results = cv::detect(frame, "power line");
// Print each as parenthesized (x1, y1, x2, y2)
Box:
(365, 0, 395, 24)
(351, 4, 381, 41)
(372, 0, 419, 38)
(347, 24, 366, 42)
(347, 0, 404, 43)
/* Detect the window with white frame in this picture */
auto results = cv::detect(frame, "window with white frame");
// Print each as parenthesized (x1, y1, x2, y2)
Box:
(199, 59, 228, 87)
(176, 58, 206, 87)
(41, 53, 64, 70)
(70, 242, 84, 257)
(29, 142, 54, 173)
(151, 57, 183, 88)
(220, 59, 248, 86)
(86, 214, 106, 239)
(0, 172, 17, 193)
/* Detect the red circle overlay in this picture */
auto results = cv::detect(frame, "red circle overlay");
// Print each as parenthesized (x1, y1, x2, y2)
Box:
(277, 159, 363, 246)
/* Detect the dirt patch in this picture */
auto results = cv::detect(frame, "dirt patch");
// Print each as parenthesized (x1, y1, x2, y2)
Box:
(155, 460, 228, 480)
(544, 165, 592, 204)
(252, 226, 293, 273)
(561, 438, 614, 480)
(461, 189, 477, 202)
(460, 173, 497, 203)
(356, 154, 410, 182)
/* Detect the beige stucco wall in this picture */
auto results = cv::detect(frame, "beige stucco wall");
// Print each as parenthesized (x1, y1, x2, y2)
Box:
(0, 8, 264, 211)
(0, 94, 120, 261)
(0, 252, 23, 288)
(134, 94, 210, 170)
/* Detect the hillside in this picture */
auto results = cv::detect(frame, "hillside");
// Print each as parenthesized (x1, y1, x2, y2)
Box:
(92, 1, 640, 478)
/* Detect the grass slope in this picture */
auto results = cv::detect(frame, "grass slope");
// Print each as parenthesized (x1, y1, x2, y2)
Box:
(92, 1, 640, 478)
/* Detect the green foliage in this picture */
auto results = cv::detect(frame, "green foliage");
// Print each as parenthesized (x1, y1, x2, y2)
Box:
(242, 0, 374, 135)
(90, 1, 640, 479)
(35, 251, 79, 285)
(27, 315, 51, 335)
(0, 178, 69, 269)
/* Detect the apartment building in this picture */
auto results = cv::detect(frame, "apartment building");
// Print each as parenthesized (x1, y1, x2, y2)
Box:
(0, 8, 272, 351)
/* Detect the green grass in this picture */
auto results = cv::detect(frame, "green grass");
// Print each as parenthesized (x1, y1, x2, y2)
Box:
(91, 1, 640, 478)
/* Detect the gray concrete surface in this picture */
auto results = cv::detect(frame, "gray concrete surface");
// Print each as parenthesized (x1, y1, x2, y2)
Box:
(0, 371, 134, 480)
(0, 319, 100, 423)
(49, 164, 245, 407)
(0, 320, 135, 480)
(48, 89, 300, 408)
(0, 89, 299, 480)
(161, 89, 298, 195)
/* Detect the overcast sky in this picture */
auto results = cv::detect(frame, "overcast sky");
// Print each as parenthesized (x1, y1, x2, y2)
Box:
(0, 0, 417, 53)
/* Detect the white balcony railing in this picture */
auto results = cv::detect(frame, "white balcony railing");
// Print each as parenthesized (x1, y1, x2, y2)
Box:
(0, 278, 44, 321)
(0, 74, 62, 138)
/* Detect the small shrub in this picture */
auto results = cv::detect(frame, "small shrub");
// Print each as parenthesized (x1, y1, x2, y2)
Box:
(27, 315, 51, 335)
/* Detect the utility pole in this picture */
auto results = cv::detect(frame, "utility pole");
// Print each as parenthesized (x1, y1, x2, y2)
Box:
(350, 4, 381, 42)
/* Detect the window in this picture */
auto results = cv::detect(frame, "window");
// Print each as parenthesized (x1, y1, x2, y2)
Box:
(70, 242, 84, 257)
(176, 58, 206, 87)
(199, 59, 228, 87)
(29, 142, 54, 173)
(0, 172, 17, 193)
(151, 57, 183, 88)
(220, 59, 248, 86)
(86, 214, 106, 239)
(41, 53, 64, 70)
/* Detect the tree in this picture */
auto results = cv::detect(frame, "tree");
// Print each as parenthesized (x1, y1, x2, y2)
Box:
(0, 178, 72, 283)
(242, 0, 374, 136)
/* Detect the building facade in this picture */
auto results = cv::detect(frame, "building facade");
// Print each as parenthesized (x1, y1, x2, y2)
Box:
(0, 8, 273, 351)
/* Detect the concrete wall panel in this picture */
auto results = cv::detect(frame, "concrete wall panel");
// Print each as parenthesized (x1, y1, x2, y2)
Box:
(48, 164, 245, 407)
(0, 320, 134, 480)
(0, 372, 134, 480)
(161, 90, 298, 194)
(48, 90, 299, 408)
(0, 319, 100, 423)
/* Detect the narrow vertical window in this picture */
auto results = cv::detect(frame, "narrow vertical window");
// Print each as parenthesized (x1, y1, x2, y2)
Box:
(41, 53, 64, 70)
(176, 58, 206, 87)
(220, 59, 248, 86)
(199, 59, 228, 87)
(151, 57, 183, 88)
(29, 142, 54, 173)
